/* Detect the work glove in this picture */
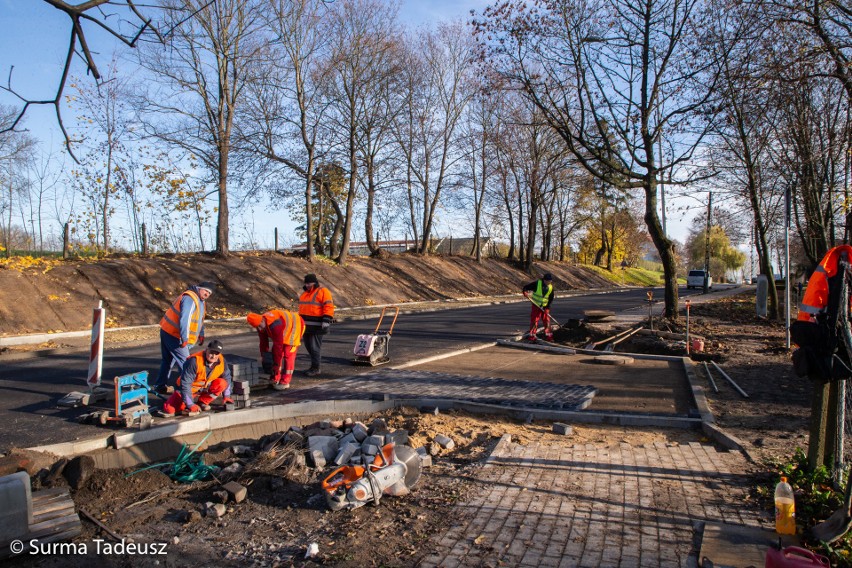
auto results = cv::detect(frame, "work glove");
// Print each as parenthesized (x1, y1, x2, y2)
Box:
(197, 335, 205, 346)
(523, 291, 530, 298)
(187, 404, 201, 416)
(320, 316, 332, 335)
(181, 340, 189, 348)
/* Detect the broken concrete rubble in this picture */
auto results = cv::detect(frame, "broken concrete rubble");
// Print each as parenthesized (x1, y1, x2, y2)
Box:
(223, 481, 247, 503)
(434, 434, 455, 450)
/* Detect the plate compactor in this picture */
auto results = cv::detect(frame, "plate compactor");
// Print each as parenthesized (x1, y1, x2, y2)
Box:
(352, 306, 399, 366)
(321, 443, 422, 510)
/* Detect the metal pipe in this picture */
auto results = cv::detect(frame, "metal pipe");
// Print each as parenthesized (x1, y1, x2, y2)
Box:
(710, 361, 749, 398)
(608, 326, 644, 348)
(703, 361, 719, 393)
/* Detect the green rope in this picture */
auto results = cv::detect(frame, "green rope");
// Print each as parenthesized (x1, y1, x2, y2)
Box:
(126, 430, 218, 483)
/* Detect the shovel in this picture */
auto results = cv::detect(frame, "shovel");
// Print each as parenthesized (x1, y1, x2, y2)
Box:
(524, 295, 562, 330)
(812, 467, 852, 543)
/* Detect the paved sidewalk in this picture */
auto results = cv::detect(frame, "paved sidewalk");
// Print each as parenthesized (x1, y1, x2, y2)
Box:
(421, 437, 763, 568)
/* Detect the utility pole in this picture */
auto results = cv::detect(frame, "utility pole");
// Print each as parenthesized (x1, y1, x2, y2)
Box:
(785, 186, 791, 349)
(703, 192, 712, 294)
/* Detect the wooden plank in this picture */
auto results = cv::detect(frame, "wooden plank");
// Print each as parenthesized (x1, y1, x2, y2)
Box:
(32, 488, 70, 501)
(33, 497, 74, 518)
(31, 508, 76, 528)
(28, 513, 81, 535)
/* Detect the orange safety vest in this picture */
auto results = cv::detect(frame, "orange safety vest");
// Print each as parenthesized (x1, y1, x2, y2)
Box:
(160, 290, 203, 343)
(178, 351, 226, 395)
(299, 286, 335, 320)
(262, 309, 305, 347)
(798, 244, 852, 321)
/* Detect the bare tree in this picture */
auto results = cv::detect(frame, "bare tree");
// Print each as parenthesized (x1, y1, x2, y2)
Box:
(136, 0, 263, 255)
(460, 85, 500, 263)
(0, 105, 37, 256)
(770, 0, 852, 100)
(2, 1, 161, 159)
(395, 22, 476, 255)
(243, 0, 332, 260)
(320, 0, 402, 264)
(476, 0, 720, 317)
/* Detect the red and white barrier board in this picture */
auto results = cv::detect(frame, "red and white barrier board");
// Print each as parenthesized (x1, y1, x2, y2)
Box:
(88, 301, 105, 388)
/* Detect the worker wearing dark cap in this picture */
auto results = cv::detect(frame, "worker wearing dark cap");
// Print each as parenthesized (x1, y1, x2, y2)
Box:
(298, 273, 335, 376)
(160, 339, 232, 417)
(153, 281, 216, 394)
(522, 273, 554, 341)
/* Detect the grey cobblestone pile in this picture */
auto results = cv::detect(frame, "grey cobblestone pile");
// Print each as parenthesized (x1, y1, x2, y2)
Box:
(295, 370, 598, 411)
(421, 438, 763, 568)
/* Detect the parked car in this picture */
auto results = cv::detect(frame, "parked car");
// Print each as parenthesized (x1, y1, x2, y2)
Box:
(686, 269, 712, 290)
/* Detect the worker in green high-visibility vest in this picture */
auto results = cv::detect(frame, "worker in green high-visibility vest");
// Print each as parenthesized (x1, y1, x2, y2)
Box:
(522, 273, 554, 341)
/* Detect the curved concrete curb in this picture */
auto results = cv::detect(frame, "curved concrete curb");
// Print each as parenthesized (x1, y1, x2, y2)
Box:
(27, 395, 705, 469)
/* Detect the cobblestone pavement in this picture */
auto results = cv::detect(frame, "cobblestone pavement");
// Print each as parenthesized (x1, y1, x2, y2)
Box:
(293, 370, 598, 410)
(421, 437, 763, 568)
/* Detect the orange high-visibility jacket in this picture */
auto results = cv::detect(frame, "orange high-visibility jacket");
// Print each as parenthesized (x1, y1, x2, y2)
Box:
(259, 310, 305, 348)
(298, 286, 335, 329)
(798, 244, 852, 321)
(179, 351, 226, 396)
(160, 290, 204, 344)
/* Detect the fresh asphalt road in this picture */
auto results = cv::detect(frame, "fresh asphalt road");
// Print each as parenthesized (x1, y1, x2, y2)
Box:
(0, 286, 722, 451)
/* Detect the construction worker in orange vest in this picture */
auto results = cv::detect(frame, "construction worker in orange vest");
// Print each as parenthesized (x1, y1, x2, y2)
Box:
(160, 339, 231, 417)
(798, 244, 852, 322)
(523, 273, 554, 341)
(246, 310, 305, 390)
(298, 274, 335, 376)
(153, 281, 215, 395)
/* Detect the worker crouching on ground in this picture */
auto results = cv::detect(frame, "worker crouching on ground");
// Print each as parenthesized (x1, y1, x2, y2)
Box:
(246, 310, 305, 390)
(153, 281, 215, 395)
(160, 339, 232, 417)
(298, 273, 335, 376)
(523, 273, 554, 341)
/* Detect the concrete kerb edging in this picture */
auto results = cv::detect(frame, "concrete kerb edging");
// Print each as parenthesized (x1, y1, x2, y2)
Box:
(27, 395, 707, 465)
(390, 341, 497, 369)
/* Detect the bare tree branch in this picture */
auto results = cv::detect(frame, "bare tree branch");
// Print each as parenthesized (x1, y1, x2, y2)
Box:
(0, 1, 161, 161)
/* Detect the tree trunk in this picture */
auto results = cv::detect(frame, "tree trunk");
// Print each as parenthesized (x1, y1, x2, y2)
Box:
(365, 150, 378, 256)
(645, 178, 678, 319)
(305, 151, 315, 260)
(216, 148, 230, 256)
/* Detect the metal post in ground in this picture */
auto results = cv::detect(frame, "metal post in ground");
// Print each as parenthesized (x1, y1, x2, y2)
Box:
(647, 290, 654, 332)
(685, 300, 691, 355)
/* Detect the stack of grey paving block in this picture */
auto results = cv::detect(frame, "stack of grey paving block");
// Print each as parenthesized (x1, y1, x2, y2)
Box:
(231, 380, 251, 409)
(226, 354, 268, 390)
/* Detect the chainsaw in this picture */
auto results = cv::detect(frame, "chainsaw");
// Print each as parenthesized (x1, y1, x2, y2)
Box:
(321, 443, 422, 511)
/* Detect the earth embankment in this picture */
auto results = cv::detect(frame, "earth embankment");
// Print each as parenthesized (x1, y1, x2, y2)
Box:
(0, 252, 615, 335)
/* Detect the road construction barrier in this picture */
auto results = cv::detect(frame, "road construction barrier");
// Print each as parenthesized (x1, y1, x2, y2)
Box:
(88, 301, 105, 388)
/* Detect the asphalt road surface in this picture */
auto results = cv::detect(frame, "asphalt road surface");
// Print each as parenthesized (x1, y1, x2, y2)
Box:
(0, 286, 720, 451)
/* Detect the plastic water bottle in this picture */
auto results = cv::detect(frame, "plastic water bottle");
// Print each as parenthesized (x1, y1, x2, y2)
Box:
(775, 476, 796, 535)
